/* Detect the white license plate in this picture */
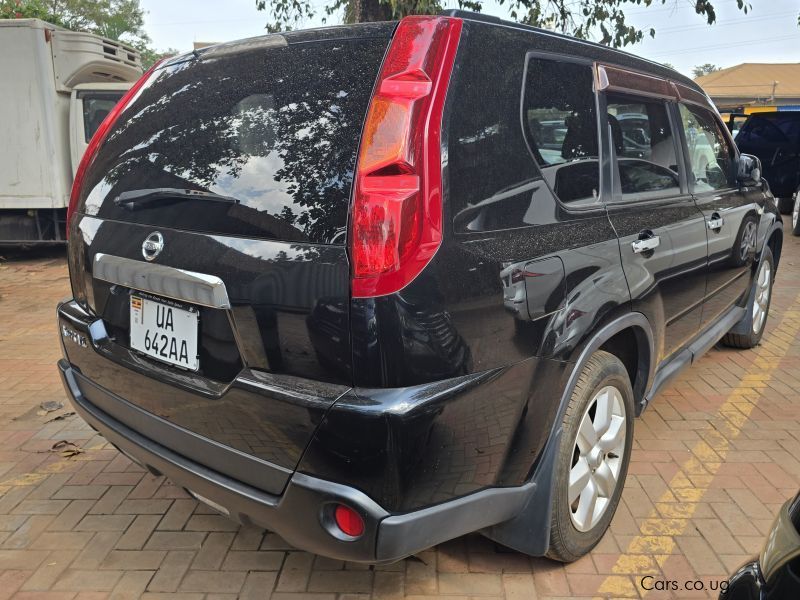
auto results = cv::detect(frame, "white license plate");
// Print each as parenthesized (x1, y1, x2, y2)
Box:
(130, 295, 199, 370)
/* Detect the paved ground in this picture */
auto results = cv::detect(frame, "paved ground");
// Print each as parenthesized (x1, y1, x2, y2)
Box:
(1, 221, 799, 599)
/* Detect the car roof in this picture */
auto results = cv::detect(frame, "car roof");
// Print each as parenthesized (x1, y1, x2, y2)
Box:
(441, 9, 701, 93)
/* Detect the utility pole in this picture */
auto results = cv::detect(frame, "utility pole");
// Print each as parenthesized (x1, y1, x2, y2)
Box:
(771, 80, 779, 103)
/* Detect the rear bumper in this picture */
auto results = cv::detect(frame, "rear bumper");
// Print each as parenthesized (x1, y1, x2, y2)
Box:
(57, 299, 538, 562)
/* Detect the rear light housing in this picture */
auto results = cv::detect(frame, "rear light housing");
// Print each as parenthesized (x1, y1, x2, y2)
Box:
(66, 59, 165, 237)
(350, 16, 462, 298)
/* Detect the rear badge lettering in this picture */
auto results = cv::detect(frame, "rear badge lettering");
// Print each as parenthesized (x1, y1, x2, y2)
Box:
(61, 325, 88, 348)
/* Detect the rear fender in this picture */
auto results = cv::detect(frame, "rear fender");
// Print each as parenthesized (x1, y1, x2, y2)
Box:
(483, 311, 653, 556)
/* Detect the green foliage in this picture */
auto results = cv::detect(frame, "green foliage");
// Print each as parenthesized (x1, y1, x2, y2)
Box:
(0, 0, 50, 20)
(0, 0, 175, 67)
(255, 0, 757, 48)
(1, 0, 148, 43)
(692, 63, 721, 78)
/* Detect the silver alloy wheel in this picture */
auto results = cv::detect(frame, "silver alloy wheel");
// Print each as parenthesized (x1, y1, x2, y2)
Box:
(568, 385, 627, 533)
(793, 193, 800, 230)
(752, 259, 772, 335)
(740, 220, 757, 263)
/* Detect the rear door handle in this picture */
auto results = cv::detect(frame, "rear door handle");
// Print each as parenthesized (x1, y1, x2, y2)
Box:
(707, 214, 724, 230)
(631, 236, 660, 254)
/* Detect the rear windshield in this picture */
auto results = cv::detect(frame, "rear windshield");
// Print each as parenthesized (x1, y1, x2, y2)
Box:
(738, 112, 800, 147)
(78, 36, 388, 244)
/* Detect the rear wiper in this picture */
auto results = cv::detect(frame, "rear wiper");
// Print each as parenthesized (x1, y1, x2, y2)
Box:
(114, 188, 240, 210)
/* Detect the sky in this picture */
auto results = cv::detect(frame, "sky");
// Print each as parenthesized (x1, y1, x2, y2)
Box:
(139, 0, 800, 78)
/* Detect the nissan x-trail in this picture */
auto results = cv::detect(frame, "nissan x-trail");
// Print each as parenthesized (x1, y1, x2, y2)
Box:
(57, 10, 783, 562)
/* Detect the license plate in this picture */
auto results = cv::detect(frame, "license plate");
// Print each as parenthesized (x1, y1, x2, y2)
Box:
(130, 295, 199, 371)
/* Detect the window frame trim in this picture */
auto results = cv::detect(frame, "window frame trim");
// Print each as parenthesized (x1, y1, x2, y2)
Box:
(602, 90, 688, 206)
(518, 50, 609, 213)
(674, 101, 740, 197)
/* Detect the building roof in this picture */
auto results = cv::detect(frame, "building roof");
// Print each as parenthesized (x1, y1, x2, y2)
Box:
(695, 63, 800, 99)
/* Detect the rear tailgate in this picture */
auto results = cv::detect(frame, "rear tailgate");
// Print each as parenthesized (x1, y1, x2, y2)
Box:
(66, 25, 393, 492)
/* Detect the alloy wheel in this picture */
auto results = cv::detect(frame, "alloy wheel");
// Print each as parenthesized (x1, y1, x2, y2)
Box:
(740, 220, 757, 263)
(793, 194, 800, 230)
(752, 259, 772, 335)
(568, 385, 627, 532)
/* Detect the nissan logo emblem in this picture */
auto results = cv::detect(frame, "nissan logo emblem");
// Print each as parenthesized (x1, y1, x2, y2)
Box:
(142, 232, 164, 261)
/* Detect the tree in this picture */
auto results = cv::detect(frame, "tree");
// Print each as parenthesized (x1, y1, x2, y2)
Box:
(0, 0, 172, 68)
(257, 0, 755, 47)
(692, 63, 722, 78)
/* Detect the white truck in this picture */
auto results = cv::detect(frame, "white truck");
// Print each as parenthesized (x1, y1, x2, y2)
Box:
(0, 18, 143, 244)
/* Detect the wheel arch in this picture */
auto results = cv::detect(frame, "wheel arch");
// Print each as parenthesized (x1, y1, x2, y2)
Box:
(767, 225, 783, 271)
(483, 311, 654, 556)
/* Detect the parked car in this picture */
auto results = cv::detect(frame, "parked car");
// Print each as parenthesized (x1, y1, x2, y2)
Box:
(735, 110, 800, 217)
(721, 491, 800, 600)
(56, 10, 783, 564)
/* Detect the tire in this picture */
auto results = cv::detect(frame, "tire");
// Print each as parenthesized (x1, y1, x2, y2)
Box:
(777, 197, 793, 214)
(721, 247, 774, 349)
(547, 350, 634, 562)
(792, 190, 800, 236)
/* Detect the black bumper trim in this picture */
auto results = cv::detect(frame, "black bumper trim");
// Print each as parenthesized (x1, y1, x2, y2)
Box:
(59, 357, 540, 562)
(75, 369, 292, 495)
(59, 359, 388, 562)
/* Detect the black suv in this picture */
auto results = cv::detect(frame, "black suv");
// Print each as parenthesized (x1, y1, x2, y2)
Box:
(57, 11, 783, 563)
(734, 110, 800, 230)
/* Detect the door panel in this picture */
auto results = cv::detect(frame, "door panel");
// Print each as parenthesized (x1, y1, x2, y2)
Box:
(607, 198, 708, 361)
(675, 103, 762, 326)
(604, 93, 709, 363)
(694, 190, 760, 324)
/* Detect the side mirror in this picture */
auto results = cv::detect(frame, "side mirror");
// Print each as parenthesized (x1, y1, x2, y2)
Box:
(738, 153, 762, 185)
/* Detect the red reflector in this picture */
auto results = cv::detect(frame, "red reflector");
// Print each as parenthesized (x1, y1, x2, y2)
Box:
(66, 58, 166, 238)
(350, 16, 463, 298)
(334, 504, 365, 537)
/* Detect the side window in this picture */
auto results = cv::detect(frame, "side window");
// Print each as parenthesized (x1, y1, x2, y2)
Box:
(678, 104, 735, 192)
(81, 92, 124, 142)
(523, 59, 599, 205)
(606, 94, 681, 201)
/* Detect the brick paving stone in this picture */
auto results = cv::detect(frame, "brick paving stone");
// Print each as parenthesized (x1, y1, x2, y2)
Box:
(239, 571, 278, 600)
(145, 550, 195, 593)
(179, 570, 246, 593)
(3, 222, 800, 599)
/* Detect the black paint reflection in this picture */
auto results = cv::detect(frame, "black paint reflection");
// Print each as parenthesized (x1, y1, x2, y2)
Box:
(79, 36, 389, 243)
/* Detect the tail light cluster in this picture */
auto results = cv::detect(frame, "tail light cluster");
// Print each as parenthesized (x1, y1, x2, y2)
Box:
(66, 59, 165, 237)
(350, 16, 463, 298)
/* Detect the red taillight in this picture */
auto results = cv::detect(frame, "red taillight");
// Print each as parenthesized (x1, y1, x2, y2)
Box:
(333, 504, 365, 537)
(350, 16, 462, 298)
(66, 59, 166, 238)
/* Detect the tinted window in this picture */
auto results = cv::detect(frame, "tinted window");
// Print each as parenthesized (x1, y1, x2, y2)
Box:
(738, 113, 800, 146)
(523, 59, 599, 204)
(78, 38, 388, 244)
(607, 95, 680, 200)
(80, 92, 124, 142)
(678, 104, 735, 192)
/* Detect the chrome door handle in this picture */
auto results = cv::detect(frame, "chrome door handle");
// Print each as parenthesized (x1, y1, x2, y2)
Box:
(707, 216, 724, 230)
(631, 236, 660, 254)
